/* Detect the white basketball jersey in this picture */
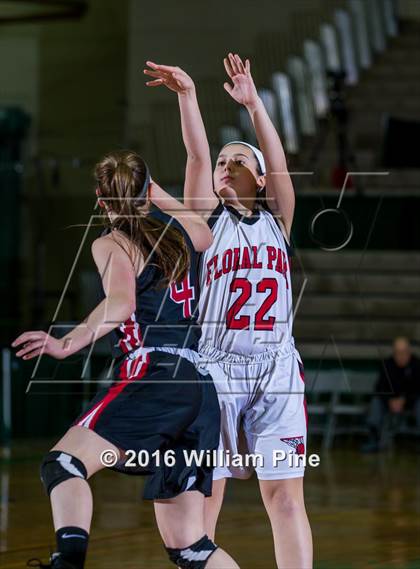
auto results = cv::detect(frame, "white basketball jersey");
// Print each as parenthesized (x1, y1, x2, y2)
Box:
(197, 201, 294, 355)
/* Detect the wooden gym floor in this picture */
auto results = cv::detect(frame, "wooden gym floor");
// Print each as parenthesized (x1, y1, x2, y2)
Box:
(1, 441, 420, 568)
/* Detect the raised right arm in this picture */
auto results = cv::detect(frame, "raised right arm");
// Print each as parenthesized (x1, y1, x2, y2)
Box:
(177, 83, 217, 214)
(144, 62, 218, 216)
(149, 180, 213, 252)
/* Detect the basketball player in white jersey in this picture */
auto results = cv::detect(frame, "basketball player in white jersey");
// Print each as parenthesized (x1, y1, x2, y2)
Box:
(144, 53, 312, 569)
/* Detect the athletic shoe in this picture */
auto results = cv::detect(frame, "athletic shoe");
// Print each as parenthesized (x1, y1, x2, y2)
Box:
(27, 553, 77, 569)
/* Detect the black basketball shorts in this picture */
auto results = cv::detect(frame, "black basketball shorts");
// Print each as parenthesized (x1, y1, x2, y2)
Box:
(74, 348, 220, 500)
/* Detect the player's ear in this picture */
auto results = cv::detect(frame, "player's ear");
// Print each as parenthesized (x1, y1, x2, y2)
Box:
(257, 175, 266, 192)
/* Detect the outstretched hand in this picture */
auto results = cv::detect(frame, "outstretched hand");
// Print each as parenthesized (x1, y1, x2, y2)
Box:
(12, 330, 68, 360)
(144, 61, 195, 95)
(223, 53, 259, 108)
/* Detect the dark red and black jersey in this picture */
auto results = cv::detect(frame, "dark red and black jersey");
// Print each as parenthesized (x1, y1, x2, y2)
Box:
(103, 206, 201, 355)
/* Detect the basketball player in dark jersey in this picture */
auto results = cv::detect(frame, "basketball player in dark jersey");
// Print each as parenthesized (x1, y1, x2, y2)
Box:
(13, 151, 239, 569)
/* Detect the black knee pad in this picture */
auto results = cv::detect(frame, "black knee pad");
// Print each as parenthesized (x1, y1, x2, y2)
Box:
(40, 450, 88, 496)
(166, 535, 218, 568)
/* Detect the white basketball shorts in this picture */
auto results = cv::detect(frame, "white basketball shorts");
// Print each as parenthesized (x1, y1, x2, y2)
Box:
(198, 340, 307, 481)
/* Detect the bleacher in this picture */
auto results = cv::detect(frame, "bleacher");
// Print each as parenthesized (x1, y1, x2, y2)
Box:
(292, 247, 420, 447)
(293, 250, 420, 360)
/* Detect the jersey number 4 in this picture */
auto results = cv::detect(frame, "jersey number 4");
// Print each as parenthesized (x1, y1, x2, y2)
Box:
(170, 275, 195, 318)
(226, 277, 278, 331)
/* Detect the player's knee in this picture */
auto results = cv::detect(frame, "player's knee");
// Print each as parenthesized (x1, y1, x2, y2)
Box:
(265, 486, 304, 518)
(165, 534, 218, 568)
(40, 450, 88, 496)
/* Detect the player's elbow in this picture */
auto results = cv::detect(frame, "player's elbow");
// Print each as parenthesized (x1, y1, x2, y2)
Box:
(183, 197, 203, 214)
(124, 298, 137, 319)
(192, 226, 213, 252)
(119, 304, 136, 323)
(110, 294, 136, 321)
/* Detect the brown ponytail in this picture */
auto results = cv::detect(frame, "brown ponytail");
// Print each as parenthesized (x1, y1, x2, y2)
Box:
(94, 150, 190, 288)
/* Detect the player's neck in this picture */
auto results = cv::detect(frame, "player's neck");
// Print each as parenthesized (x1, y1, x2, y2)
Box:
(229, 197, 256, 216)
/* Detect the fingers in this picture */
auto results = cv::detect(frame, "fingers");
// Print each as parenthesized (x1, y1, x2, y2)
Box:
(228, 52, 241, 75)
(16, 340, 46, 359)
(143, 69, 172, 88)
(146, 61, 179, 73)
(223, 56, 234, 79)
(146, 79, 165, 87)
(12, 331, 45, 348)
(143, 68, 169, 79)
(143, 66, 186, 91)
(234, 53, 246, 74)
(224, 53, 249, 76)
(223, 82, 234, 95)
(20, 347, 44, 360)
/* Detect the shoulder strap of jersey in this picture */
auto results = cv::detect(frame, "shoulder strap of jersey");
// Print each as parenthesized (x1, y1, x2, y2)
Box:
(206, 199, 225, 229)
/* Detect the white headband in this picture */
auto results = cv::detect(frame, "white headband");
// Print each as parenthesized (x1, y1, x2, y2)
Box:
(223, 140, 266, 175)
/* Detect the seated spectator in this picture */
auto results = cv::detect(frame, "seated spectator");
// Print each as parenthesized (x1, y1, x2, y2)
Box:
(362, 337, 420, 452)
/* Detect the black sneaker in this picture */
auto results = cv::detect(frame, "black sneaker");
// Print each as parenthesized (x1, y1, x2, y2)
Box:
(27, 553, 77, 569)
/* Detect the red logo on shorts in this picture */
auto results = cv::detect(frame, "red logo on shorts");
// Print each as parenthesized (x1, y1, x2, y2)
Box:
(280, 436, 305, 455)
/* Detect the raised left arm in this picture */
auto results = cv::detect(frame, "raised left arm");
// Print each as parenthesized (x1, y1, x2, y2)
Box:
(247, 97, 295, 239)
(144, 62, 216, 216)
(224, 54, 295, 239)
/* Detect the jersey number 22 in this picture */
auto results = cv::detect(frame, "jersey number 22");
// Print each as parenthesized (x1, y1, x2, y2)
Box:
(226, 277, 278, 331)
